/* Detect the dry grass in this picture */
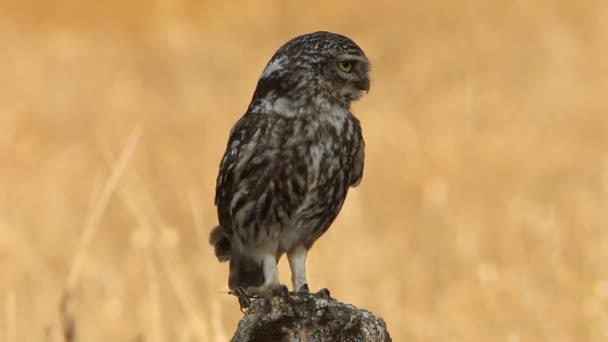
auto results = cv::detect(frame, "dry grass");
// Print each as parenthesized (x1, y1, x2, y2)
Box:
(1, 0, 607, 341)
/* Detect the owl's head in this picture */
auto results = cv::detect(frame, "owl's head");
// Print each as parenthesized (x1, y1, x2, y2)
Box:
(248, 31, 371, 116)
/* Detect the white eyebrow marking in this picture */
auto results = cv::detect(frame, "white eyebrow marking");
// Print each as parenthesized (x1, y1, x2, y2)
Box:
(260, 56, 287, 79)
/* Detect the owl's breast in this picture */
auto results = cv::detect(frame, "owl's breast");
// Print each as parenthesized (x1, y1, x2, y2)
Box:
(275, 113, 359, 251)
(226, 111, 361, 249)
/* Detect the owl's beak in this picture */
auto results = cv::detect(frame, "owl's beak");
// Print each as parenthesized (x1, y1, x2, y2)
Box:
(354, 77, 370, 93)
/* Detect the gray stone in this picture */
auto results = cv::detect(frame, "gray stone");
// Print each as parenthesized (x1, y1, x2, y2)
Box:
(231, 293, 392, 342)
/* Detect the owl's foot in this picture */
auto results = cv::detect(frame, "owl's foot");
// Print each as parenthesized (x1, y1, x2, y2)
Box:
(231, 284, 288, 313)
(252, 283, 288, 297)
(257, 284, 288, 314)
(289, 285, 330, 299)
(316, 287, 331, 300)
(290, 283, 309, 294)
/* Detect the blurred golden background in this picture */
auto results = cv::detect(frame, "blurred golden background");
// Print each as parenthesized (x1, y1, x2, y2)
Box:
(1, 0, 607, 341)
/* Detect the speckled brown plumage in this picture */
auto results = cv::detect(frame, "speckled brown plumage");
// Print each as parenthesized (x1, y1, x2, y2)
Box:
(210, 31, 370, 294)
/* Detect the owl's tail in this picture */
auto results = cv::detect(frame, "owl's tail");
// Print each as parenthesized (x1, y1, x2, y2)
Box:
(210, 225, 264, 289)
(209, 225, 231, 262)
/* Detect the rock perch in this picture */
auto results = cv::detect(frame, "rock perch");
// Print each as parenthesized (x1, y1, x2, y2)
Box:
(231, 293, 392, 342)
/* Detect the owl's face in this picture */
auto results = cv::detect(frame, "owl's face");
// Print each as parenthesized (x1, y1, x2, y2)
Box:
(248, 31, 371, 116)
(323, 52, 370, 103)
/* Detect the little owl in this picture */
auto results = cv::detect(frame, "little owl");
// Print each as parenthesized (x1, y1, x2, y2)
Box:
(210, 31, 370, 306)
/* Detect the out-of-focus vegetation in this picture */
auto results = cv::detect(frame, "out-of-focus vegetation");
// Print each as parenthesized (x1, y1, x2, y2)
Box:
(0, 0, 606, 340)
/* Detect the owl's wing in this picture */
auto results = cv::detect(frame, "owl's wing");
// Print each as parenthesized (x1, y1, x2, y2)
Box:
(216, 112, 310, 246)
(349, 116, 365, 188)
(215, 113, 260, 237)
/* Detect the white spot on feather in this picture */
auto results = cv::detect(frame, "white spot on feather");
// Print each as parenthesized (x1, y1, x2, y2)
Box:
(260, 56, 286, 79)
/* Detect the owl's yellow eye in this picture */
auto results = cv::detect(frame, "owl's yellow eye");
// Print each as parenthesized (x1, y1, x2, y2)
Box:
(337, 61, 353, 73)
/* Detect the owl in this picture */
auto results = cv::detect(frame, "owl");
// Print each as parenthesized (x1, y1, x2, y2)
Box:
(210, 31, 370, 305)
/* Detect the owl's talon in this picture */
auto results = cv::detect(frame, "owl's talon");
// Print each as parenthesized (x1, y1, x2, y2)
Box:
(274, 284, 289, 297)
(261, 296, 273, 314)
(299, 283, 310, 293)
(316, 288, 331, 299)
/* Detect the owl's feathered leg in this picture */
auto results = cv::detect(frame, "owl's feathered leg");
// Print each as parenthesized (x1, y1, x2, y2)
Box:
(262, 254, 280, 286)
(288, 246, 331, 298)
(254, 255, 288, 297)
(287, 245, 309, 292)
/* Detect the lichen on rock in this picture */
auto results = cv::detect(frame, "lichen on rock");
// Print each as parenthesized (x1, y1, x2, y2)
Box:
(231, 293, 392, 342)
